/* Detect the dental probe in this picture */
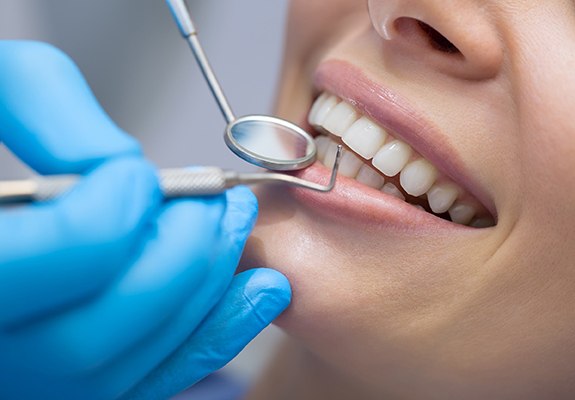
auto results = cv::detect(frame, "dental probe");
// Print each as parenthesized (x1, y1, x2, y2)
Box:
(0, 146, 341, 204)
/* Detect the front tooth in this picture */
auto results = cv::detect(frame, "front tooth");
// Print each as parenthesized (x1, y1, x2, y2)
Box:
(381, 183, 406, 201)
(308, 93, 330, 126)
(315, 135, 331, 162)
(372, 140, 412, 177)
(323, 102, 358, 137)
(449, 202, 476, 225)
(355, 165, 385, 189)
(338, 149, 364, 178)
(311, 95, 339, 127)
(342, 117, 387, 159)
(427, 182, 459, 214)
(323, 141, 340, 168)
(399, 159, 438, 197)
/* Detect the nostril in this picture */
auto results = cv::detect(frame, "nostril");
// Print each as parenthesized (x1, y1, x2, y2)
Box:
(417, 21, 460, 54)
(368, 0, 504, 80)
(394, 17, 461, 56)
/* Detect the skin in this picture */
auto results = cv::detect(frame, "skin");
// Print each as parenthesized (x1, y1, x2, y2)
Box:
(242, 0, 575, 399)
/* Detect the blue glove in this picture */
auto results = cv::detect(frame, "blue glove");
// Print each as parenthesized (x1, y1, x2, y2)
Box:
(0, 41, 291, 400)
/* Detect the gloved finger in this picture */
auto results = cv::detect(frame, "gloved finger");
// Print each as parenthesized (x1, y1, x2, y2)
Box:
(123, 268, 292, 400)
(150, 186, 260, 329)
(58, 187, 260, 400)
(6, 195, 227, 376)
(0, 41, 139, 174)
(0, 157, 161, 328)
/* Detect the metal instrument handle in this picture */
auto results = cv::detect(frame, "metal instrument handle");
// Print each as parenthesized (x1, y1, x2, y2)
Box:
(0, 147, 342, 205)
(0, 168, 231, 204)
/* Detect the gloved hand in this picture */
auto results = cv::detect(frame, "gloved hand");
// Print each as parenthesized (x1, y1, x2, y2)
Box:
(0, 41, 291, 400)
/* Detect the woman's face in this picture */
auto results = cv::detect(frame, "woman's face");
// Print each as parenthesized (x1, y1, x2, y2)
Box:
(243, 0, 575, 397)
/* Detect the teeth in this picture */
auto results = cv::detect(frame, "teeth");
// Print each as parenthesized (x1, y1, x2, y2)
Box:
(427, 182, 459, 214)
(323, 101, 358, 137)
(315, 135, 331, 161)
(381, 183, 406, 201)
(342, 117, 387, 159)
(399, 159, 438, 197)
(338, 149, 364, 178)
(309, 92, 494, 227)
(372, 140, 413, 177)
(309, 95, 339, 127)
(308, 93, 330, 126)
(324, 141, 340, 169)
(355, 164, 385, 189)
(448, 203, 477, 225)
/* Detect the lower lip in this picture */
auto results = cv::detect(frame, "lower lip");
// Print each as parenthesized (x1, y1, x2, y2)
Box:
(290, 161, 473, 233)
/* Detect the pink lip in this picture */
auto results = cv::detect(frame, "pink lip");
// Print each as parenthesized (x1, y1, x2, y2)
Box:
(292, 162, 473, 233)
(288, 59, 496, 231)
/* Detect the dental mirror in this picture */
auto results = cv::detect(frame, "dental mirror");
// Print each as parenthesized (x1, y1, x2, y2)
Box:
(166, 0, 317, 171)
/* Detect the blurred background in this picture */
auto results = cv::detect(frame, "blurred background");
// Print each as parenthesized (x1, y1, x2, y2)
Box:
(0, 0, 289, 388)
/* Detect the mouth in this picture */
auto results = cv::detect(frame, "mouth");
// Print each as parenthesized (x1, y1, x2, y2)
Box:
(294, 60, 496, 229)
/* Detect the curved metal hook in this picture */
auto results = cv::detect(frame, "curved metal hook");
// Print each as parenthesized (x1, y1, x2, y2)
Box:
(230, 145, 342, 192)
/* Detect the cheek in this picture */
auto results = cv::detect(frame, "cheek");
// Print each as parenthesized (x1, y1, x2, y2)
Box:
(508, 6, 575, 235)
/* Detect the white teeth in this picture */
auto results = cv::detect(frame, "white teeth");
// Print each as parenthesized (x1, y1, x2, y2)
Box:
(342, 117, 387, 159)
(310, 95, 339, 127)
(338, 149, 364, 178)
(324, 141, 340, 168)
(323, 101, 358, 137)
(308, 93, 330, 126)
(309, 92, 492, 227)
(448, 203, 477, 225)
(399, 159, 438, 197)
(372, 140, 413, 177)
(427, 182, 459, 214)
(355, 164, 385, 189)
(315, 135, 331, 162)
(381, 183, 406, 201)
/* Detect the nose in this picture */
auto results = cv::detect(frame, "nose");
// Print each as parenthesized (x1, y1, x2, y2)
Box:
(368, 0, 503, 80)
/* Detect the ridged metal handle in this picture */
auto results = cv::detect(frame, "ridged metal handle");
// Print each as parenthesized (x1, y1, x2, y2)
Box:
(158, 168, 228, 197)
(36, 175, 79, 201)
(0, 168, 232, 204)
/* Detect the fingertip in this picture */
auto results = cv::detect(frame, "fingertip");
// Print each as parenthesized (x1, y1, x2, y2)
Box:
(226, 185, 258, 208)
(239, 268, 292, 321)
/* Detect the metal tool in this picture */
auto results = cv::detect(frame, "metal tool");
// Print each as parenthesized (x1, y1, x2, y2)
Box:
(166, 0, 321, 171)
(0, 0, 342, 205)
(0, 162, 341, 204)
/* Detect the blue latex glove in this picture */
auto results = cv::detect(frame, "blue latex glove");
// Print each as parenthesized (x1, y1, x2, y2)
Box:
(0, 41, 291, 400)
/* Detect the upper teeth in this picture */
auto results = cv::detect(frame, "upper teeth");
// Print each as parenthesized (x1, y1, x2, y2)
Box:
(309, 92, 494, 227)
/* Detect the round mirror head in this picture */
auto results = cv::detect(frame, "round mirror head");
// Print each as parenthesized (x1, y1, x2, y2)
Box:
(225, 115, 317, 171)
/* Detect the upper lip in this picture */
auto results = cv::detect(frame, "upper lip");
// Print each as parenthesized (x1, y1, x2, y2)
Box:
(312, 59, 496, 218)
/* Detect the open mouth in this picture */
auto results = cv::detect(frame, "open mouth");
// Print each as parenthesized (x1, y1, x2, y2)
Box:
(308, 92, 495, 228)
